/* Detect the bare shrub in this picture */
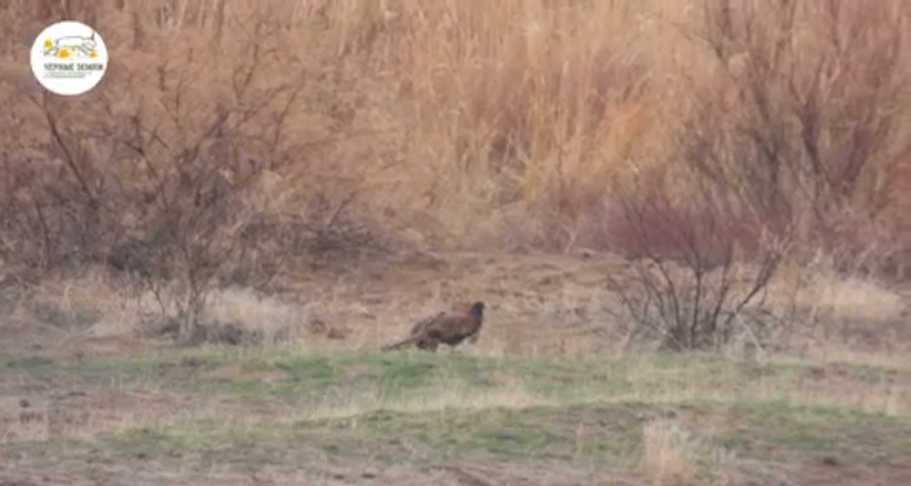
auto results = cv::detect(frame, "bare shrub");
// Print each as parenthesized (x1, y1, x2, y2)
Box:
(606, 173, 792, 352)
(0, 7, 390, 343)
(600, 0, 907, 352)
(678, 0, 910, 275)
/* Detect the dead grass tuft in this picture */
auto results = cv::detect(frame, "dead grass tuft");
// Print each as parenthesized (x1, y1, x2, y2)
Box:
(794, 265, 905, 325)
(639, 420, 736, 485)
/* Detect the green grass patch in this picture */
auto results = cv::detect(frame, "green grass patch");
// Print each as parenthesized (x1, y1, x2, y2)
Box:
(7, 399, 906, 470)
(3, 346, 906, 412)
(3, 346, 907, 471)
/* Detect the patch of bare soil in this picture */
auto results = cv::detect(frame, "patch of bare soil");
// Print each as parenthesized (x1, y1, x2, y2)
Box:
(720, 458, 911, 486)
(0, 374, 293, 445)
(3, 457, 908, 486)
(0, 252, 629, 360)
(3, 251, 910, 359)
(788, 460, 911, 486)
(0, 323, 164, 362)
(231, 250, 911, 356)
(0, 457, 638, 486)
(278, 251, 633, 354)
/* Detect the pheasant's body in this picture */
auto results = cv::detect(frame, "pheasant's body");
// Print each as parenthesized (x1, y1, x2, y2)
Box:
(381, 302, 485, 352)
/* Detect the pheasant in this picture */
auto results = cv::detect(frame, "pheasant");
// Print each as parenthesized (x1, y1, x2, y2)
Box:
(381, 301, 486, 352)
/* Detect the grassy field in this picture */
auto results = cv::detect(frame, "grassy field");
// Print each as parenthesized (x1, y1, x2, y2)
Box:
(2, 344, 908, 485)
(0, 251, 908, 484)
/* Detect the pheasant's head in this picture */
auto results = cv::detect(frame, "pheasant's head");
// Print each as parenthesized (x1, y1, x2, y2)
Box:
(469, 301, 485, 319)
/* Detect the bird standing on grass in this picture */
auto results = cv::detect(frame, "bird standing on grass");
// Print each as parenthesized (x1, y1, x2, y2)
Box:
(381, 301, 486, 352)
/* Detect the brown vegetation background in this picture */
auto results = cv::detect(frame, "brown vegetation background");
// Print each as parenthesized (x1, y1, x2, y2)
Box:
(0, 0, 908, 349)
(2, 0, 908, 263)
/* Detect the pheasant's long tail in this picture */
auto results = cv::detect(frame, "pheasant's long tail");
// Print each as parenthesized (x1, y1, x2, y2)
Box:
(383, 312, 445, 352)
(380, 335, 420, 352)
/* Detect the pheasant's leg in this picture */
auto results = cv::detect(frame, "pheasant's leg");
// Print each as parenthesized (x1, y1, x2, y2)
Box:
(416, 338, 435, 352)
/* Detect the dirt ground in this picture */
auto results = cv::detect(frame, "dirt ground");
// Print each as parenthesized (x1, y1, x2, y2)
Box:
(3, 251, 908, 360)
(0, 251, 635, 360)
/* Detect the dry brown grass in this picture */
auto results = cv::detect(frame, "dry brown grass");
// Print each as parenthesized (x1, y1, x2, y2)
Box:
(639, 420, 736, 486)
(0, 0, 906, 354)
(2, 0, 905, 257)
(0, 0, 665, 251)
(793, 266, 905, 326)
